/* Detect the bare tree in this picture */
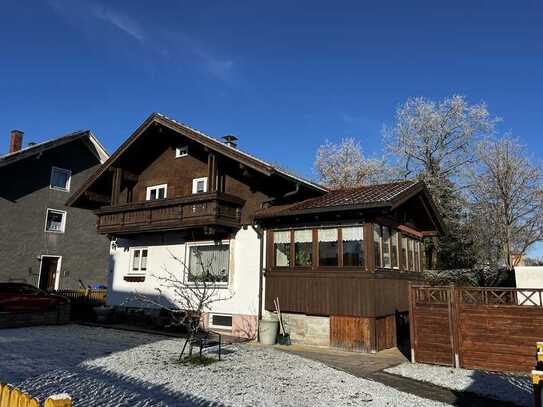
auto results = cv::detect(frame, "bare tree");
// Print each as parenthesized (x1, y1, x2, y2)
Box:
(467, 136, 543, 273)
(132, 243, 234, 360)
(384, 95, 497, 270)
(384, 95, 496, 181)
(314, 138, 396, 189)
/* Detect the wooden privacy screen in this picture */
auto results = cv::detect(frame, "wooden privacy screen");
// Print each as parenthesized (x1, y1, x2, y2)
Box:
(410, 286, 543, 373)
(330, 314, 396, 352)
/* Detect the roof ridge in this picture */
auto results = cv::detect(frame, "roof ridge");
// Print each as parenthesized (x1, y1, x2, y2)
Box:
(0, 129, 90, 160)
(155, 112, 326, 192)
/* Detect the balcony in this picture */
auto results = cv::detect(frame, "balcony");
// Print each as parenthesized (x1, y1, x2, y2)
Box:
(95, 192, 244, 235)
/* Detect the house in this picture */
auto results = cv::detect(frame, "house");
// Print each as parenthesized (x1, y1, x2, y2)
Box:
(254, 181, 444, 352)
(67, 113, 325, 337)
(0, 129, 110, 290)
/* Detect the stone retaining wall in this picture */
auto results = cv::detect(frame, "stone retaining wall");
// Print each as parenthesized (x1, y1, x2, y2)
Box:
(0, 304, 71, 329)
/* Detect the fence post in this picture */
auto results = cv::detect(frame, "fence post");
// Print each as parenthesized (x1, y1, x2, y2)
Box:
(448, 284, 461, 368)
(408, 282, 416, 363)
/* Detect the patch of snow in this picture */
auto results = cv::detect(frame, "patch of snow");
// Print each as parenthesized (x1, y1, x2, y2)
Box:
(47, 393, 71, 400)
(0, 325, 446, 406)
(385, 362, 531, 406)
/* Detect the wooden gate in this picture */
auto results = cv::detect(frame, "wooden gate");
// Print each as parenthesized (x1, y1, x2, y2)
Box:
(410, 285, 543, 373)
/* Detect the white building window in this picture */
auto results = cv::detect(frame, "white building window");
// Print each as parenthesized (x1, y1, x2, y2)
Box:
(209, 313, 233, 329)
(50, 167, 71, 191)
(192, 177, 208, 194)
(131, 248, 148, 274)
(146, 184, 167, 200)
(45, 209, 66, 233)
(175, 145, 188, 158)
(187, 242, 229, 284)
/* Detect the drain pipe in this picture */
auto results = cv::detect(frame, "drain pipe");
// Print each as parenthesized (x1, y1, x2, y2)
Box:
(252, 223, 264, 342)
(261, 182, 300, 208)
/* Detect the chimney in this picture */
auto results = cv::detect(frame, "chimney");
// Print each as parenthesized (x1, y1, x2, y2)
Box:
(222, 134, 238, 148)
(9, 130, 24, 153)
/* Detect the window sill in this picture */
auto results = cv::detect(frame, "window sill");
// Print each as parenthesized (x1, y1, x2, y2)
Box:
(45, 230, 65, 234)
(49, 186, 70, 192)
(185, 283, 229, 289)
(124, 275, 146, 282)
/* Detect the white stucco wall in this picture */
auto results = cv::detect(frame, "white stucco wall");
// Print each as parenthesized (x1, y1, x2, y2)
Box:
(514, 266, 543, 305)
(515, 266, 543, 288)
(107, 227, 263, 317)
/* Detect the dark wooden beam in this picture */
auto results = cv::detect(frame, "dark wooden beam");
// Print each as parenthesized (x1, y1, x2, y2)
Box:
(123, 170, 138, 183)
(84, 191, 110, 205)
(111, 167, 122, 206)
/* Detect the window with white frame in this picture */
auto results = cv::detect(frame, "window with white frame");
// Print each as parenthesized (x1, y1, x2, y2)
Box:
(175, 145, 188, 158)
(131, 248, 148, 274)
(209, 313, 233, 329)
(192, 177, 208, 194)
(45, 209, 66, 233)
(187, 242, 229, 284)
(146, 184, 167, 200)
(50, 167, 71, 191)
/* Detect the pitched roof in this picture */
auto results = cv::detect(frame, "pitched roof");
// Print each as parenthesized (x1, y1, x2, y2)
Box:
(154, 113, 325, 191)
(67, 113, 326, 206)
(255, 180, 424, 217)
(0, 130, 109, 168)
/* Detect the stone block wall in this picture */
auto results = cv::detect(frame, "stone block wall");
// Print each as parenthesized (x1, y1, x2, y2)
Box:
(281, 313, 330, 347)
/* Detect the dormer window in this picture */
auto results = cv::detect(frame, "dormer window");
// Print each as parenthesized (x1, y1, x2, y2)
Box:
(146, 184, 167, 200)
(175, 145, 188, 158)
(192, 177, 208, 194)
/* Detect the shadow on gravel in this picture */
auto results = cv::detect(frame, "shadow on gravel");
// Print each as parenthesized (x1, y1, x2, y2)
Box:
(464, 369, 531, 407)
(370, 371, 525, 407)
(16, 364, 225, 407)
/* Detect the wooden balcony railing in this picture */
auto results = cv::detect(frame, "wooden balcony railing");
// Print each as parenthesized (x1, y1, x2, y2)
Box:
(95, 192, 244, 234)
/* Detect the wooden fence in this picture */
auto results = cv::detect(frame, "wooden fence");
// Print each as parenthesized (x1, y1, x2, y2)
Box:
(50, 289, 107, 306)
(0, 383, 71, 406)
(409, 285, 543, 373)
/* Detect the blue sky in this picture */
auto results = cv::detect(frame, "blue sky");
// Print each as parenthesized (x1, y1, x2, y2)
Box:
(1, 0, 542, 177)
(1, 1, 542, 254)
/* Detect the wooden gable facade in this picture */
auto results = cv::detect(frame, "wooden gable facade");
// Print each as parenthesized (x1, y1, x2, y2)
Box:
(68, 113, 325, 236)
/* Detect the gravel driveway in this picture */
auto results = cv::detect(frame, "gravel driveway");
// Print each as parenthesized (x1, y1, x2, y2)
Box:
(0, 325, 445, 406)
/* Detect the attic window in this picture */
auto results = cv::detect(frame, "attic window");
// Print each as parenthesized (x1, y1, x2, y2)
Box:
(175, 145, 188, 158)
(50, 167, 71, 191)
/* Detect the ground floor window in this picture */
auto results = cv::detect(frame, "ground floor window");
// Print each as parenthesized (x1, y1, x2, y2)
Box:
(294, 229, 312, 266)
(342, 226, 364, 267)
(209, 313, 233, 329)
(188, 242, 230, 284)
(274, 231, 291, 267)
(318, 228, 338, 266)
(131, 248, 148, 274)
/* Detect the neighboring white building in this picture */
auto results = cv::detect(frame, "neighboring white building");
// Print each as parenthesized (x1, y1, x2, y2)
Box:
(67, 113, 325, 337)
(515, 266, 543, 305)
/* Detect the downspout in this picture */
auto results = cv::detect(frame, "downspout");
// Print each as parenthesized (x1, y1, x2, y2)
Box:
(261, 182, 300, 208)
(252, 223, 264, 341)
